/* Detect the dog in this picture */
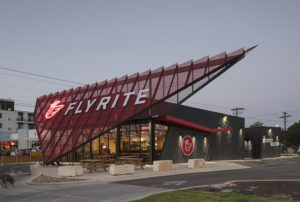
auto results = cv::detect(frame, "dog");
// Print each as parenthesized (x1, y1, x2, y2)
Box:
(0, 170, 14, 188)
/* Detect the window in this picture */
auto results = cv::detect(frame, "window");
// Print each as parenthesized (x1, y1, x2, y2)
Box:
(8, 117, 11, 121)
(17, 112, 24, 121)
(28, 113, 34, 122)
(29, 124, 35, 129)
(8, 127, 11, 131)
(18, 123, 24, 129)
(0, 122, 2, 128)
(155, 124, 168, 151)
(0, 113, 2, 118)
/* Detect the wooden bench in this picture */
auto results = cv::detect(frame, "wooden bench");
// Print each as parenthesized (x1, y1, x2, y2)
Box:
(80, 159, 111, 173)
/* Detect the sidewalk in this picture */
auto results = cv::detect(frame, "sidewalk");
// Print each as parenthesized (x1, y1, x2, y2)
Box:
(85, 162, 249, 183)
(28, 161, 249, 184)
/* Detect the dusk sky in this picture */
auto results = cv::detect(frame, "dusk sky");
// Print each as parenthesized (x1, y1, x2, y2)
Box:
(0, 0, 299, 128)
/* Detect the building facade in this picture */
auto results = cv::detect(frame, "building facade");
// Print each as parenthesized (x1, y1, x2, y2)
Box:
(244, 127, 281, 158)
(0, 99, 35, 150)
(34, 46, 260, 164)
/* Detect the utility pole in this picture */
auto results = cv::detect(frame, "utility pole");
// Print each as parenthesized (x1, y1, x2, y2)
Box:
(231, 107, 245, 117)
(280, 112, 291, 131)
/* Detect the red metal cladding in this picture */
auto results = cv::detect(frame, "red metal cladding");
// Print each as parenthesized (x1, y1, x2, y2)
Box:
(34, 46, 256, 163)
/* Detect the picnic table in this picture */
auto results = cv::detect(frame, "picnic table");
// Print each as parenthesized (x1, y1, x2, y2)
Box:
(80, 159, 111, 173)
(117, 157, 145, 169)
(93, 155, 115, 161)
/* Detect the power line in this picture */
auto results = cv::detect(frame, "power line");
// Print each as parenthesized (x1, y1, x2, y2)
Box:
(0, 71, 75, 87)
(14, 99, 35, 105)
(0, 65, 84, 85)
(0, 83, 46, 93)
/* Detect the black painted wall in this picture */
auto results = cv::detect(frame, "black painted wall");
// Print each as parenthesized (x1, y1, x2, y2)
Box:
(159, 104, 246, 162)
(244, 127, 281, 158)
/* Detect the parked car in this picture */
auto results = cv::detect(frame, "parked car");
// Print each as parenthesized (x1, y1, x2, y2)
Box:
(16, 149, 25, 155)
(23, 148, 32, 155)
(32, 146, 41, 152)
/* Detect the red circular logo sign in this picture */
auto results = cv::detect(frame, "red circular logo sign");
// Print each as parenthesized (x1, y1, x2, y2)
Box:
(181, 135, 194, 156)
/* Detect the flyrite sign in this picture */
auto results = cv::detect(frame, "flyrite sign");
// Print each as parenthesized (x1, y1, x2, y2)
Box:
(45, 88, 149, 119)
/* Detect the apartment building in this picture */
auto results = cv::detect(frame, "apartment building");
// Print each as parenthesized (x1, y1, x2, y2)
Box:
(0, 99, 35, 133)
(0, 99, 36, 149)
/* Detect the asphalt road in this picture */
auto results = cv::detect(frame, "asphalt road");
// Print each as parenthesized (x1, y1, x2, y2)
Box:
(115, 156, 300, 189)
(0, 156, 299, 202)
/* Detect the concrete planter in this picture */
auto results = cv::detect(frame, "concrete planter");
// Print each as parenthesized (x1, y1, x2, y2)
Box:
(109, 164, 135, 176)
(188, 158, 205, 168)
(153, 160, 173, 171)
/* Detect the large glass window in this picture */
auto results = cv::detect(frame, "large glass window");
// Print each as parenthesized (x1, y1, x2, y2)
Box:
(92, 137, 99, 155)
(130, 124, 140, 153)
(120, 122, 150, 155)
(155, 123, 168, 159)
(121, 125, 129, 152)
(108, 129, 116, 154)
(141, 123, 149, 151)
(97, 129, 116, 155)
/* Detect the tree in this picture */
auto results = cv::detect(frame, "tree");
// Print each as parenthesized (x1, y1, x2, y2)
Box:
(282, 121, 300, 147)
(249, 121, 264, 128)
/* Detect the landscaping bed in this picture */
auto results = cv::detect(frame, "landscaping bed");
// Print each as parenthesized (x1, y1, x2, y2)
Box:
(133, 189, 289, 202)
(32, 175, 86, 183)
(192, 180, 300, 201)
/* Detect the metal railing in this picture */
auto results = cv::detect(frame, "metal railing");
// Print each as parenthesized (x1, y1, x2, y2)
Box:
(0, 152, 42, 165)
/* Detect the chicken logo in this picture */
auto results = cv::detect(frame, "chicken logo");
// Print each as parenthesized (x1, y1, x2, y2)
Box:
(182, 135, 194, 156)
(45, 100, 64, 119)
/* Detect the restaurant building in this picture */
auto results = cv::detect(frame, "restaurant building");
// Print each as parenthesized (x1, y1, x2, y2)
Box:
(34, 46, 256, 165)
(244, 127, 281, 159)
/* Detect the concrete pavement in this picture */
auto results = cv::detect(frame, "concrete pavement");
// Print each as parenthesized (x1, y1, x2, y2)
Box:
(1, 155, 299, 202)
(26, 161, 249, 184)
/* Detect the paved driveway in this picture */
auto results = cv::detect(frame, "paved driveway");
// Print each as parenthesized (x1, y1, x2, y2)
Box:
(115, 156, 300, 189)
(0, 181, 169, 202)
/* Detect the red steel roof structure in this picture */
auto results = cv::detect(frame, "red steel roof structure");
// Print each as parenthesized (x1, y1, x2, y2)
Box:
(34, 46, 256, 164)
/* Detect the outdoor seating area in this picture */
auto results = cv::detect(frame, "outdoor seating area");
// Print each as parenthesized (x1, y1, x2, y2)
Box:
(29, 158, 211, 181)
(79, 154, 146, 174)
(77, 158, 206, 175)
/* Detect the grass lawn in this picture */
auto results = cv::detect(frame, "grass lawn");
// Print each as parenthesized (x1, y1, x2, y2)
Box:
(132, 190, 291, 202)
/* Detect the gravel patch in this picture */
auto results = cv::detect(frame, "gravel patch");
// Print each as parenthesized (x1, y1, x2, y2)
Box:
(32, 175, 86, 183)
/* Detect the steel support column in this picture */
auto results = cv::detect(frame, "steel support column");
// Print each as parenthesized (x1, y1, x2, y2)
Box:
(116, 126, 121, 158)
(90, 142, 93, 159)
(149, 118, 155, 164)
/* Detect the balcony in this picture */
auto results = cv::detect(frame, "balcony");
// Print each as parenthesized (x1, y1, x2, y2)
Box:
(16, 117, 34, 123)
(27, 118, 34, 122)
(16, 117, 25, 121)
